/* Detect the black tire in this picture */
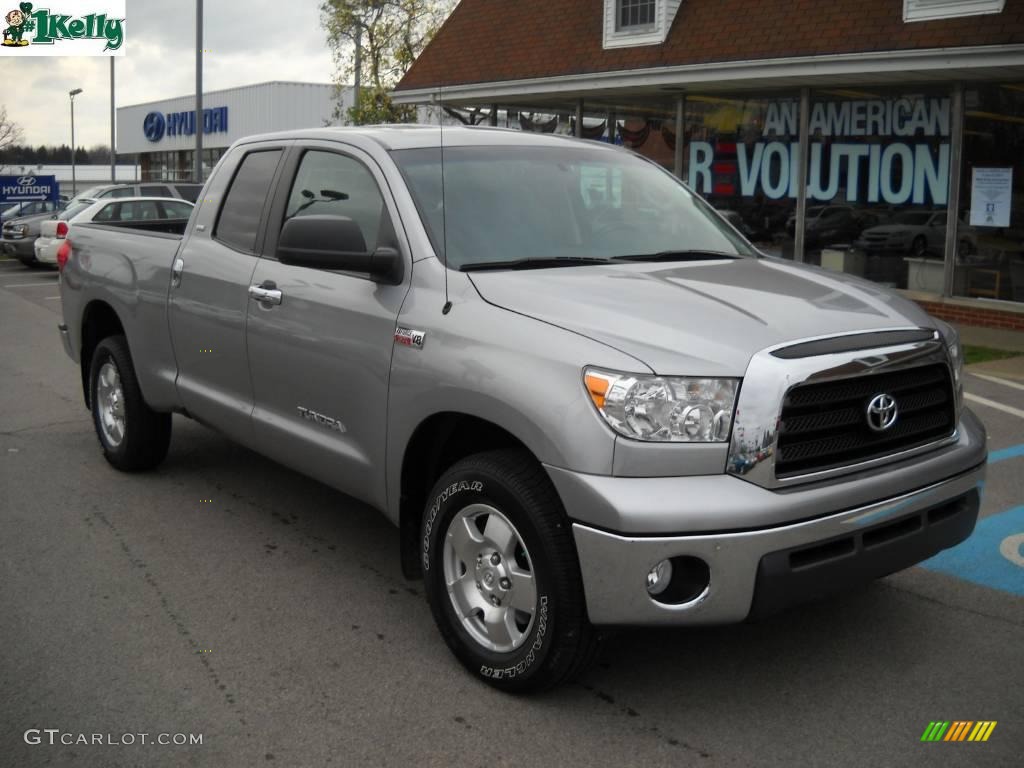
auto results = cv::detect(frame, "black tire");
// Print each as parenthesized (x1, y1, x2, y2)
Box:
(421, 449, 597, 693)
(89, 335, 172, 471)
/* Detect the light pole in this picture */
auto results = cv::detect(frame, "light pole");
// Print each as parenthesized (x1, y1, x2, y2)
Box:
(194, 0, 203, 183)
(69, 88, 83, 197)
(110, 59, 115, 185)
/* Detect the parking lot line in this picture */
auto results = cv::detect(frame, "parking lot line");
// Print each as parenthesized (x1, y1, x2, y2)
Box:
(970, 372, 1024, 392)
(0, 281, 59, 288)
(989, 444, 1024, 464)
(44, 296, 61, 300)
(964, 392, 1024, 419)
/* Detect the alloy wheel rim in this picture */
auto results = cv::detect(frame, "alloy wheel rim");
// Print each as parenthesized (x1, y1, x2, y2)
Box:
(96, 361, 125, 447)
(442, 503, 537, 653)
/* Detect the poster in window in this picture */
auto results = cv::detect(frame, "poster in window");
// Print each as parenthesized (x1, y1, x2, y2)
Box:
(969, 167, 1012, 227)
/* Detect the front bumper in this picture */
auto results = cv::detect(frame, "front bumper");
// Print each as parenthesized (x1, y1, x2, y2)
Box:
(1, 237, 36, 258)
(558, 412, 986, 626)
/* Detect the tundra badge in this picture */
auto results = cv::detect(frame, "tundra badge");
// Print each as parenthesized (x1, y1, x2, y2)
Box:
(297, 406, 346, 433)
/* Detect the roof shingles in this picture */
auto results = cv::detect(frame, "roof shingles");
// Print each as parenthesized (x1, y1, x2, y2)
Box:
(397, 0, 1024, 91)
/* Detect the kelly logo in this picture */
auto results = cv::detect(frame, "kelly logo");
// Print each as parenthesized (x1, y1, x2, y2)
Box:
(1, 0, 124, 55)
(921, 721, 997, 742)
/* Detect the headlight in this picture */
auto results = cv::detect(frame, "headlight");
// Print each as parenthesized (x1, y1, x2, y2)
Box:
(584, 368, 739, 442)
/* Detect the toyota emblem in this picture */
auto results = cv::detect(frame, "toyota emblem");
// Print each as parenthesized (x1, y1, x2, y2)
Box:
(866, 393, 898, 432)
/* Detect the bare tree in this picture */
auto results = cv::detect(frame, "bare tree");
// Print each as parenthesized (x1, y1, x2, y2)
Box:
(0, 105, 25, 170)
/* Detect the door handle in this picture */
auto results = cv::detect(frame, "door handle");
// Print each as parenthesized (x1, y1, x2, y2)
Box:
(248, 281, 282, 305)
(171, 257, 184, 288)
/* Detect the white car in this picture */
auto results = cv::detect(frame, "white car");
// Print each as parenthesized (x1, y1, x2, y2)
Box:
(38, 196, 194, 265)
(35, 199, 94, 265)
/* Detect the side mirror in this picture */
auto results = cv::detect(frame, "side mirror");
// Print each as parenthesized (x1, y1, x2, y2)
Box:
(277, 214, 402, 284)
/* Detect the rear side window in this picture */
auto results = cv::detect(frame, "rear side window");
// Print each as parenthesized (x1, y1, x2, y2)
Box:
(141, 185, 172, 197)
(159, 201, 194, 219)
(215, 150, 282, 253)
(173, 184, 202, 203)
(101, 187, 135, 199)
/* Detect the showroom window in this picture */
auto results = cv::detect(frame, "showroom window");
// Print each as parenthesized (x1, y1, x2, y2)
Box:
(683, 93, 799, 256)
(954, 84, 1024, 304)
(803, 87, 952, 290)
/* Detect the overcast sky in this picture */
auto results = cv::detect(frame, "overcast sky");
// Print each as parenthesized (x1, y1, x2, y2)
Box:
(4, 0, 338, 148)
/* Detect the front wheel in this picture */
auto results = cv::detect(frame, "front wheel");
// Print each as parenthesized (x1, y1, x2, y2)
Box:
(421, 450, 597, 692)
(89, 335, 172, 471)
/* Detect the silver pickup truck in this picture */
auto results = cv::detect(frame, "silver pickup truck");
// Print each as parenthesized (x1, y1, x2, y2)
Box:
(58, 126, 987, 692)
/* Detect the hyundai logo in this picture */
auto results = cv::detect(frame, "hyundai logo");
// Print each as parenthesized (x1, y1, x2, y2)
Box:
(143, 111, 166, 142)
(17, 175, 35, 186)
(866, 393, 898, 432)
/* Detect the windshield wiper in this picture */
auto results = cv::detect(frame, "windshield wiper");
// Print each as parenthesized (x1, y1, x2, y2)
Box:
(612, 250, 742, 262)
(460, 257, 611, 272)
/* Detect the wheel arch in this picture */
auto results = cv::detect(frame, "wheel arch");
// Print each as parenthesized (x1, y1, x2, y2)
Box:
(79, 299, 126, 409)
(397, 411, 539, 580)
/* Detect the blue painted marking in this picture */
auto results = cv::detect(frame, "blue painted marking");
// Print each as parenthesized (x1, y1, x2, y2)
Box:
(922, 506, 1024, 596)
(989, 444, 1024, 465)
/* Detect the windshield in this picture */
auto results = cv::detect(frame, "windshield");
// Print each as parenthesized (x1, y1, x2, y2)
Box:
(392, 145, 754, 268)
(59, 200, 94, 220)
(75, 186, 109, 200)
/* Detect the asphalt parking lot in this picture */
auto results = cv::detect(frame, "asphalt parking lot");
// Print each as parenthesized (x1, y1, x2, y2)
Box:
(1, 258, 1021, 767)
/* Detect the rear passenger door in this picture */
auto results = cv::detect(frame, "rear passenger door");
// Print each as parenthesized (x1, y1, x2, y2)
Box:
(168, 141, 289, 443)
(244, 143, 411, 507)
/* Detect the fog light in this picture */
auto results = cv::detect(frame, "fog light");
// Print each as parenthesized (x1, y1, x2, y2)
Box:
(646, 559, 673, 596)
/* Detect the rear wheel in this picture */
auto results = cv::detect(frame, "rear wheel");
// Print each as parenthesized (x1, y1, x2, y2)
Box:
(422, 450, 597, 692)
(89, 335, 172, 471)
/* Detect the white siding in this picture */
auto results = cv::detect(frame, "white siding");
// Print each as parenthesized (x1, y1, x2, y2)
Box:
(116, 81, 352, 155)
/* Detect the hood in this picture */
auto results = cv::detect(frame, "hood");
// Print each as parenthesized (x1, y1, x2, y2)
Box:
(2, 211, 56, 227)
(468, 257, 935, 375)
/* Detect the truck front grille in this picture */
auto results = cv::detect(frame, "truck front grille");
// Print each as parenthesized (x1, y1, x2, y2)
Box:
(775, 363, 955, 477)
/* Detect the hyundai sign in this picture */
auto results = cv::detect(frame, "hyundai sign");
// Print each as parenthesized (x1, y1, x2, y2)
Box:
(143, 106, 229, 142)
(0, 175, 59, 203)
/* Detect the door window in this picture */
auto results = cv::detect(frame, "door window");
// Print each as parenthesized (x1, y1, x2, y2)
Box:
(215, 149, 282, 253)
(141, 185, 172, 197)
(100, 187, 135, 198)
(119, 200, 161, 221)
(283, 150, 385, 252)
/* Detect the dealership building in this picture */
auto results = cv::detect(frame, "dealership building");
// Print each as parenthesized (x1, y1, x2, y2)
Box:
(116, 81, 352, 184)
(394, 0, 1024, 325)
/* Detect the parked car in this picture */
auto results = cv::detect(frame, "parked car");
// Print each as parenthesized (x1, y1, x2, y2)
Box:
(68, 181, 203, 206)
(854, 211, 977, 257)
(43, 197, 194, 267)
(34, 199, 96, 266)
(0, 198, 61, 220)
(1, 201, 66, 266)
(58, 126, 985, 693)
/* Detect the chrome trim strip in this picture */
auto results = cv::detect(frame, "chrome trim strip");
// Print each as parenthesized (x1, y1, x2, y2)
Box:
(728, 328, 956, 489)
